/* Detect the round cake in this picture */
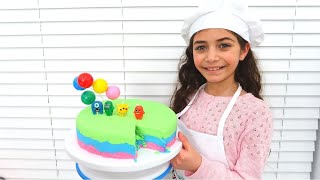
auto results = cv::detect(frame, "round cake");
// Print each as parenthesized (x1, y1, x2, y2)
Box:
(76, 99, 177, 160)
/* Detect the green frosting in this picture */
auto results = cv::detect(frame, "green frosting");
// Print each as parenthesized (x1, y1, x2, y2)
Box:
(76, 99, 177, 147)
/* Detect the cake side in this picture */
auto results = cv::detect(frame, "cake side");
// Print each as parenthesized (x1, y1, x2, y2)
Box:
(76, 107, 137, 159)
(134, 99, 177, 151)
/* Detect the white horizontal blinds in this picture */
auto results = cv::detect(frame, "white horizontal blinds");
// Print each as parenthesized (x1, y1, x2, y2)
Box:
(0, 0, 318, 180)
(123, 0, 191, 105)
(251, 1, 320, 180)
(0, 0, 58, 179)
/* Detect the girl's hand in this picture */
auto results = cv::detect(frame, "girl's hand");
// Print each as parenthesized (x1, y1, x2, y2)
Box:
(170, 131, 202, 173)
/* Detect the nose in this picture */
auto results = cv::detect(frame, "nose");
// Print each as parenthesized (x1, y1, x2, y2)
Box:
(205, 47, 219, 62)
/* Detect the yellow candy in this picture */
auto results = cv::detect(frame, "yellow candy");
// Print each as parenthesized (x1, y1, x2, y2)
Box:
(92, 78, 108, 94)
(117, 104, 129, 117)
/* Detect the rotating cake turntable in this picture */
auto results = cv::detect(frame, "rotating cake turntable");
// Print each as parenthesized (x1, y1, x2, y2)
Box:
(65, 130, 182, 179)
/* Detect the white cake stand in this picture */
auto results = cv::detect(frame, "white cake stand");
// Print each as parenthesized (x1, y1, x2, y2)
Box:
(65, 130, 182, 179)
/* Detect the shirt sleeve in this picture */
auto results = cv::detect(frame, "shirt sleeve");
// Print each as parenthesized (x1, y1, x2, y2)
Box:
(185, 103, 273, 180)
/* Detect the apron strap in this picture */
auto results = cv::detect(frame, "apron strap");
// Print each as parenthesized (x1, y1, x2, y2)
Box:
(217, 84, 242, 136)
(176, 83, 206, 118)
(217, 84, 242, 169)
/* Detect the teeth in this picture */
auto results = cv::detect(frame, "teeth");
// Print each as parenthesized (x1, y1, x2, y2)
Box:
(207, 67, 221, 71)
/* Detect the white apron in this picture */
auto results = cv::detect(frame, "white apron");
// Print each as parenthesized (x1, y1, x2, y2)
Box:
(172, 83, 242, 179)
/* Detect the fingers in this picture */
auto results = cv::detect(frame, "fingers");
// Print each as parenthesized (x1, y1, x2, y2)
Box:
(171, 132, 192, 169)
(178, 131, 190, 150)
(170, 151, 184, 169)
(171, 132, 202, 172)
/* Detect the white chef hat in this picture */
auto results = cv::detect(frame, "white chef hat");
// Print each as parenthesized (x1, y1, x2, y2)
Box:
(181, 0, 264, 47)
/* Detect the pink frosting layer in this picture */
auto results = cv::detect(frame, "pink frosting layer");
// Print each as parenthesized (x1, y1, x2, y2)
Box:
(77, 139, 136, 159)
(146, 137, 176, 152)
(77, 137, 176, 159)
(167, 137, 176, 147)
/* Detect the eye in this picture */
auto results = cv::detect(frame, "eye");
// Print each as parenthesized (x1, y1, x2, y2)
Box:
(194, 45, 207, 51)
(94, 103, 99, 108)
(218, 43, 231, 48)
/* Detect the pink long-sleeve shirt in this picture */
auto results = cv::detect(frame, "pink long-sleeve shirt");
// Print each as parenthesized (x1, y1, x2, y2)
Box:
(180, 88, 273, 180)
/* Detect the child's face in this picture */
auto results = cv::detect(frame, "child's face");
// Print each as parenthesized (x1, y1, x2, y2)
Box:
(192, 28, 249, 85)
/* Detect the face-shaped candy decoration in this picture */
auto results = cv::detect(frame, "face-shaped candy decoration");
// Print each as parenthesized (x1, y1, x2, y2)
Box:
(104, 101, 114, 116)
(91, 101, 103, 115)
(134, 105, 144, 120)
(117, 103, 129, 117)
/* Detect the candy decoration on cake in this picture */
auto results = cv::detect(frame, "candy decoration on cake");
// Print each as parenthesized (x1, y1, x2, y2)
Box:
(134, 105, 145, 120)
(106, 86, 120, 100)
(73, 77, 85, 90)
(77, 73, 94, 89)
(93, 78, 108, 94)
(73, 72, 123, 115)
(104, 101, 114, 116)
(81, 90, 96, 105)
(117, 103, 129, 117)
(91, 101, 103, 115)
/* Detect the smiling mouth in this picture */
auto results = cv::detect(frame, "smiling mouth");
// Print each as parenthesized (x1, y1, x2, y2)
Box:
(205, 66, 224, 71)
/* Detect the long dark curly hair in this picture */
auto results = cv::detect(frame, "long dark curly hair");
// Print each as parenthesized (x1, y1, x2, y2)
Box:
(170, 31, 263, 113)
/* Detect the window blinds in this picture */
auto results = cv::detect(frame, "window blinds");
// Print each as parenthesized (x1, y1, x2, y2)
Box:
(0, 0, 319, 179)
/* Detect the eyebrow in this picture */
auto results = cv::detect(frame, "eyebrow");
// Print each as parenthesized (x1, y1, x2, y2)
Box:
(193, 37, 235, 45)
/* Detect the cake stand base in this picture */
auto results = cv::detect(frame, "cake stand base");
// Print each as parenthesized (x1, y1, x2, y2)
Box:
(76, 162, 172, 179)
(65, 130, 182, 179)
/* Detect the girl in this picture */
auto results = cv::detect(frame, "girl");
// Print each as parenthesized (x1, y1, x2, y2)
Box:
(170, 0, 273, 179)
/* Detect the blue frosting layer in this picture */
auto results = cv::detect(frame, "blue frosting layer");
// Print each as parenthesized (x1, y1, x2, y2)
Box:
(77, 130, 176, 155)
(77, 130, 136, 156)
(143, 131, 176, 149)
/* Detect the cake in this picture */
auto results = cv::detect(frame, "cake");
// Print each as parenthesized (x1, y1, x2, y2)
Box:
(76, 98, 177, 160)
